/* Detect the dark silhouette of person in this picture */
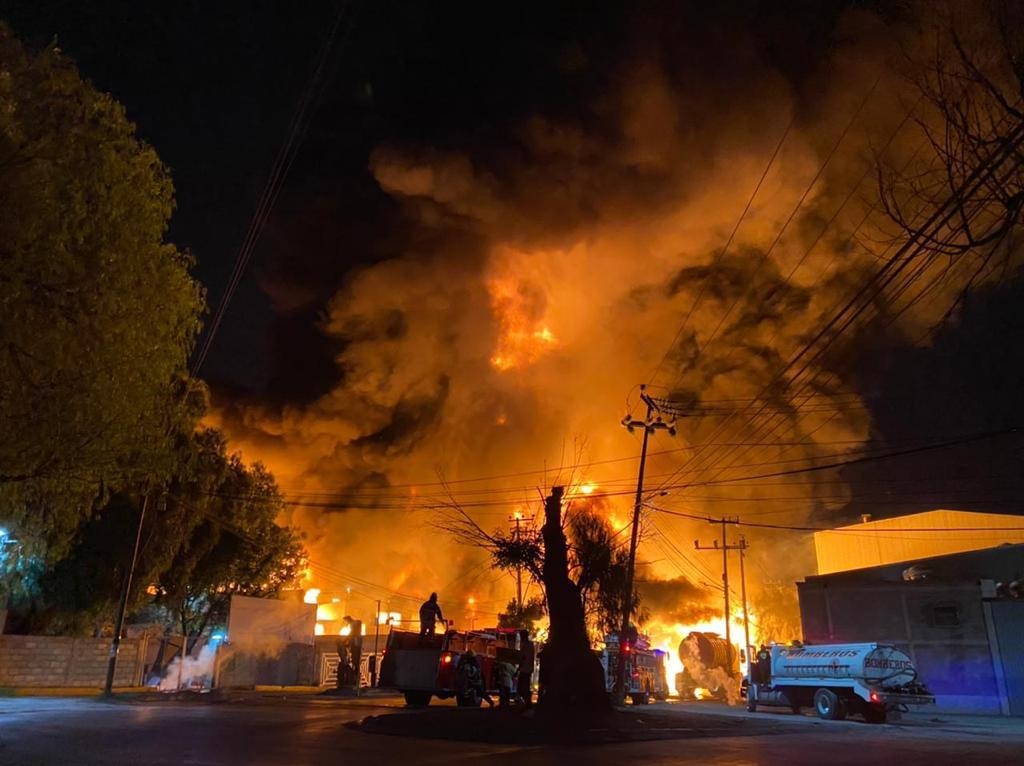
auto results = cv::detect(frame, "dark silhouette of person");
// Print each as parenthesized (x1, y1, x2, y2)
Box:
(517, 629, 535, 707)
(419, 592, 444, 637)
(456, 649, 494, 707)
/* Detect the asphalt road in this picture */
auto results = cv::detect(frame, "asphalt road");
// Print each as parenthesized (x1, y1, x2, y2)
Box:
(1, 693, 1022, 765)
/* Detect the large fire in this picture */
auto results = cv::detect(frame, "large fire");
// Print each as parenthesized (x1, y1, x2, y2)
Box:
(207, 9, 961, 679)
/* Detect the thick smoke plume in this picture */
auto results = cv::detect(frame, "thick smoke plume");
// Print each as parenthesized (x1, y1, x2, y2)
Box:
(211, 6, 984, 633)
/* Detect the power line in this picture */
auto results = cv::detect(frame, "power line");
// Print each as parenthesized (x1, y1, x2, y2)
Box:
(191, 1, 358, 375)
(646, 115, 796, 385)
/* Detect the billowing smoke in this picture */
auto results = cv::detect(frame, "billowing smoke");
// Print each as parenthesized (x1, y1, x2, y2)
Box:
(636, 576, 719, 626)
(209, 5, 977, 633)
(158, 643, 217, 692)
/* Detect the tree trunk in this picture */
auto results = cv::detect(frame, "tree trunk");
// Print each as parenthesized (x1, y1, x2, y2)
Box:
(537, 486, 610, 712)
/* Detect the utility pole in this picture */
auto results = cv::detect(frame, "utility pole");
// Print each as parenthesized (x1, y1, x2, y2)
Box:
(372, 600, 381, 688)
(104, 489, 151, 696)
(614, 385, 676, 705)
(694, 518, 746, 653)
(509, 513, 523, 607)
(738, 536, 751, 659)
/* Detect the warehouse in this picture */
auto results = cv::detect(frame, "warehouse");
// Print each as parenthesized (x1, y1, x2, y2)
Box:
(797, 511, 1024, 715)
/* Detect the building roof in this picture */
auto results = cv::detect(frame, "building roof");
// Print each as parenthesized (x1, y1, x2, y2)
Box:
(813, 509, 1024, 575)
(803, 541, 1024, 586)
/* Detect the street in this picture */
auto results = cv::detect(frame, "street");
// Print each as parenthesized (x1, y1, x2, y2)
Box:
(1, 693, 1022, 765)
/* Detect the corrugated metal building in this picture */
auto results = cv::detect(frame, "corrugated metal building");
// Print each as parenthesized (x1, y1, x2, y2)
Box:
(798, 517, 1024, 715)
(814, 510, 1024, 575)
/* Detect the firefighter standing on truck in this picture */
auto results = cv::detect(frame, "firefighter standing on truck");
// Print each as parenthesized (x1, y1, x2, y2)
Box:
(419, 592, 444, 637)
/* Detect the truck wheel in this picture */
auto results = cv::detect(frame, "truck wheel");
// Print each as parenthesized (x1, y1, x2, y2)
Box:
(631, 693, 651, 705)
(813, 688, 843, 720)
(863, 704, 887, 724)
(403, 691, 432, 707)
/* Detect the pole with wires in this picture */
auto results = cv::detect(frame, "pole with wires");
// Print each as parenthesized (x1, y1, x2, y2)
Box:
(739, 536, 751, 660)
(695, 518, 745, 658)
(613, 386, 676, 705)
(104, 488, 151, 696)
(509, 513, 524, 607)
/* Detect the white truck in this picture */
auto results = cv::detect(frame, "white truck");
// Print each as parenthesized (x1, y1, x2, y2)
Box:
(745, 642, 935, 723)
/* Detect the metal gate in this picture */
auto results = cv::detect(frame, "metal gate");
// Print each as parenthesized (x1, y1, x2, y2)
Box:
(317, 652, 383, 688)
(989, 600, 1024, 715)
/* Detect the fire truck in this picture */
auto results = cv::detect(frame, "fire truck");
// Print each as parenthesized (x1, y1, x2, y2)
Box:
(745, 642, 935, 723)
(378, 626, 523, 706)
(598, 633, 669, 705)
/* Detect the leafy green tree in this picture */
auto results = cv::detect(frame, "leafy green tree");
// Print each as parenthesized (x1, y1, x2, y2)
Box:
(5, 427, 305, 643)
(0, 24, 204, 567)
(154, 452, 306, 652)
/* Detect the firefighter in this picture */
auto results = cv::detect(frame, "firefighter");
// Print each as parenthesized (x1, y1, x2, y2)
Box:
(456, 649, 494, 707)
(336, 616, 363, 689)
(419, 592, 445, 638)
(496, 659, 516, 706)
(755, 645, 771, 686)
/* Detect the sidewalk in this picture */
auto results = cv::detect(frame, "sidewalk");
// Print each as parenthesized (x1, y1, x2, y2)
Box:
(654, 699, 1024, 737)
(0, 686, 150, 698)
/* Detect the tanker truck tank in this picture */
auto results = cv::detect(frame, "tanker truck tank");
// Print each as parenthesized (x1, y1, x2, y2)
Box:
(675, 632, 740, 700)
(775, 644, 917, 687)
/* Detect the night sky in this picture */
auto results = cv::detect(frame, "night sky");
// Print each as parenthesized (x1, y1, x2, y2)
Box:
(3, 0, 857, 395)
(5, 0, 1024, 526)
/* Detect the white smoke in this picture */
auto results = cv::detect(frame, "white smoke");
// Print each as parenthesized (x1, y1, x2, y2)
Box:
(158, 643, 218, 692)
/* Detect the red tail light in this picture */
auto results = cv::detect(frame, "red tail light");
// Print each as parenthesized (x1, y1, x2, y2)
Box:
(441, 652, 453, 665)
(870, 692, 879, 702)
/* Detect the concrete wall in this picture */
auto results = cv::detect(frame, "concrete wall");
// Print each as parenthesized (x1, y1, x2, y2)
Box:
(798, 581, 1003, 714)
(215, 642, 315, 688)
(0, 635, 146, 688)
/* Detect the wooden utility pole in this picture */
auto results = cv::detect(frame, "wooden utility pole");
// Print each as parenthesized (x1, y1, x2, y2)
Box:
(509, 513, 523, 607)
(372, 600, 382, 688)
(739, 536, 751, 658)
(104, 489, 151, 696)
(614, 385, 676, 705)
(694, 518, 747, 652)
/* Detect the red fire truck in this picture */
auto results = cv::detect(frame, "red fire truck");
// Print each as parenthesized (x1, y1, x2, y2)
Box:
(378, 626, 523, 706)
(598, 633, 670, 705)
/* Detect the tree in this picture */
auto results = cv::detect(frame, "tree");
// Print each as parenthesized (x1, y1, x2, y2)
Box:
(4, 427, 305, 644)
(440, 487, 619, 710)
(878, 3, 1024, 275)
(538, 487, 610, 711)
(0, 24, 204, 566)
(497, 596, 546, 631)
(154, 453, 305, 653)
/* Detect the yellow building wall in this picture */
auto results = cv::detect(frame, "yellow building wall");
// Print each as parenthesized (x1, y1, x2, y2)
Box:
(814, 510, 1024, 575)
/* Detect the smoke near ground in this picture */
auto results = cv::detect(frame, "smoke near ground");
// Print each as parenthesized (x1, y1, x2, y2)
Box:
(210, 3, 1002, 631)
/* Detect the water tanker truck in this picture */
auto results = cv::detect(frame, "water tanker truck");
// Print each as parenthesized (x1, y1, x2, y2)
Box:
(746, 642, 934, 723)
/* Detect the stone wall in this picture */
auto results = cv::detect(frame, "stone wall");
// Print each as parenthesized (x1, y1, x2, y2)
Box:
(0, 635, 147, 688)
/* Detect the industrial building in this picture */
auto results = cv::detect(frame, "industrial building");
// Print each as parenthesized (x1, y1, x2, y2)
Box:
(798, 510, 1024, 715)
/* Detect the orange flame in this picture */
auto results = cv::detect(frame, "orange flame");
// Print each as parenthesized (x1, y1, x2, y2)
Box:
(487, 274, 557, 371)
